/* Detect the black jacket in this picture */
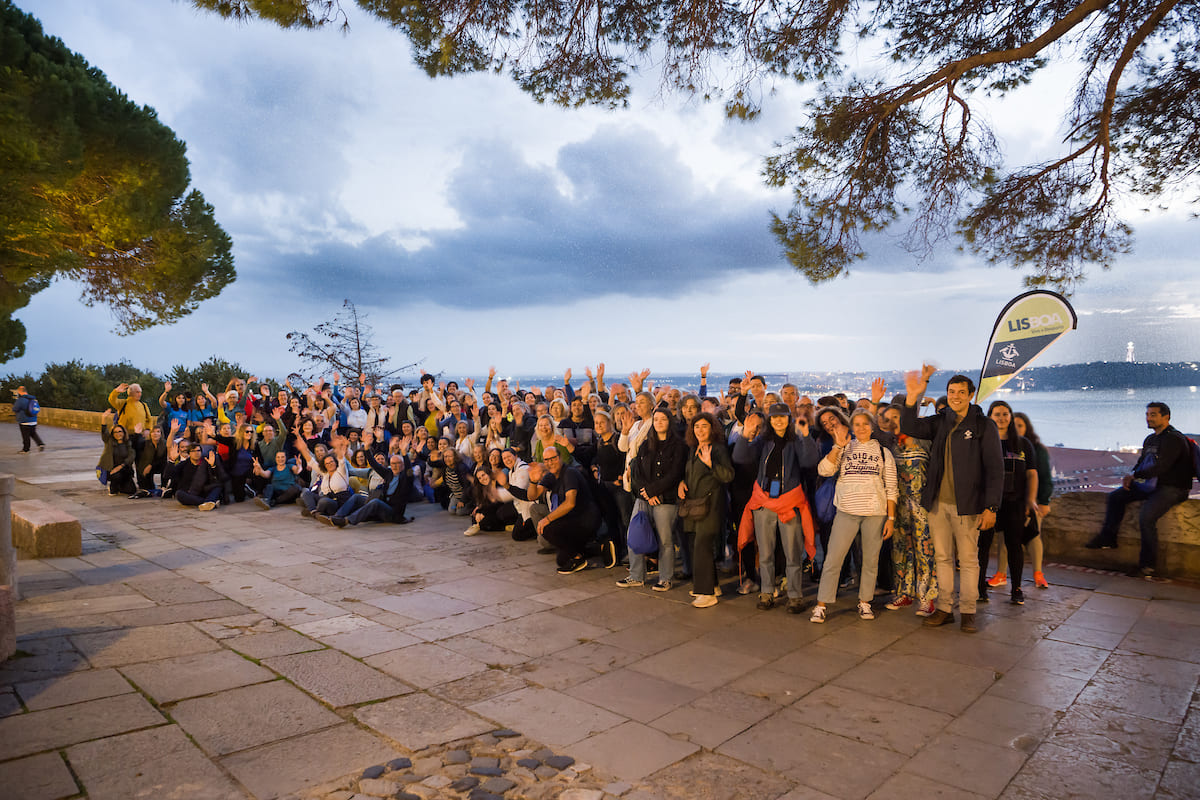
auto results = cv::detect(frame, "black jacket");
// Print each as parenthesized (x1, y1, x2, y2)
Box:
(1133, 425, 1193, 491)
(631, 434, 688, 504)
(900, 402, 1003, 515)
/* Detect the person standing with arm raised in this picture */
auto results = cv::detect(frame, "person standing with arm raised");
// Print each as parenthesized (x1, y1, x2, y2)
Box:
(899, 364, 1003, 634)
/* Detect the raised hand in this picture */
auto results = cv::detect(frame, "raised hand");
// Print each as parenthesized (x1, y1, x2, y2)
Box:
(488, 366, 496, 378)
(596, 362, 605, 377)
(564, 368, 572, 385)
(698, 443, 712, 466)
(205, 450, 216, 467)
(700, 362, 709, 378)
(833, 426, 850, 448)
(164, 380, 172, 392)
(201, 382, 209, 393)
(585, 366, 593, 380)
(871, 377, 886, 405)
(332, 371, 340, 383)
(466, 377, 475, 390)
(116, 383, 129, 393)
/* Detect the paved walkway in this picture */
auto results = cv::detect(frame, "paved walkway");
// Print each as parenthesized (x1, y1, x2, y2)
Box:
(1, 423, 1197, 800)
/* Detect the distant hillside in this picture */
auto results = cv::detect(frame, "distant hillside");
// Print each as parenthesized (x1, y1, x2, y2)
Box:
(779, 361, 1200, 397)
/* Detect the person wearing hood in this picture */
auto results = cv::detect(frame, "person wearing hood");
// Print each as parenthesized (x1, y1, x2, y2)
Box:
(732, 403, 819, 613)
(900, 365, 1003, 634)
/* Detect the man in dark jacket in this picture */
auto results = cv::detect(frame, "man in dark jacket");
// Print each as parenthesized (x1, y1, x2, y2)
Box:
(1087, 402, 1192, 578)
(901, 365, 1003, 633)
(332, 453, 413, 527)
(12, 386, 44, 453)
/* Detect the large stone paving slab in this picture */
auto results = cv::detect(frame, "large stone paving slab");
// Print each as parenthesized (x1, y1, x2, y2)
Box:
(70, 622, 221, 668)
(568, 720, 700, 782)
(169, 681, 342, 756)
(0, 692, 166, 760)
(0, 752, 79, 800)
(119, 649, 275, 703)
(355, 693, 494, 749)
(902, 729, 1029, 796)
(831, 650, 998, 715)
(718, 709, 907, 799)
(638, 751, 796, 800)
(627, 640, 766, 692)
(566, 667, 702, 723)
(263, 649, 410, 707)
(220, 723, 397, 799)
(785, 684, 952, 756)
(66, 724, 247, 800)
(15, 668, 134, 710)
(364, 642, 489, 688)
(470, 610, 610, 658)
(468, 686, 625, 747)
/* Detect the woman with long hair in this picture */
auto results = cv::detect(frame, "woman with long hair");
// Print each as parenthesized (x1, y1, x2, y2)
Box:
(680, 412, 734, 608)
(987, 409, 1053, 590)
(617, 408, 687, 591)
(99, 411, 137, 496)
(978, 400, 1039, 606)
(810, 409, 897, 623)
(463, 467, 519, 536)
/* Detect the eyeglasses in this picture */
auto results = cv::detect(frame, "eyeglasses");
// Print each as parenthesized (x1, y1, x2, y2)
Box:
(544, 454, 560, 461)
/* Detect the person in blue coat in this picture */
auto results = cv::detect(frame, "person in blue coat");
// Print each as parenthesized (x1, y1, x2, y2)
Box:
(12, 385, 45, 453)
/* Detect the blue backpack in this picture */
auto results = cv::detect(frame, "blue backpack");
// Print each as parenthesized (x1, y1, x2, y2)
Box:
(28, 396, 40, 416)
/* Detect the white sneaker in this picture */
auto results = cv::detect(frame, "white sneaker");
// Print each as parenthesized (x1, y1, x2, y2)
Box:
(463, 524, 481, 536)
(737, 579, 760, 595)
(810, 605, 826, 624)
(692, 594, 718, 609)
(198, 501, 217, 512)
(857, 601, 875, 620)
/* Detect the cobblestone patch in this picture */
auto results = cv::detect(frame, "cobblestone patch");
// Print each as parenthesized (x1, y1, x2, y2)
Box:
(304, 728, 624, 800)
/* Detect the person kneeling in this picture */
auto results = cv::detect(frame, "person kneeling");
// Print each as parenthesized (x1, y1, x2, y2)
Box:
(534, 446, 600, 574)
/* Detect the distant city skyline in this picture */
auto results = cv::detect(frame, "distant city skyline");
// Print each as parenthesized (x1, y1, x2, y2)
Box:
(10, 0, 1200, 379)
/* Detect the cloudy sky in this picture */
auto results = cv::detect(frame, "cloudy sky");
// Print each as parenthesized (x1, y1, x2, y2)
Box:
(10, 0, 1200, 382)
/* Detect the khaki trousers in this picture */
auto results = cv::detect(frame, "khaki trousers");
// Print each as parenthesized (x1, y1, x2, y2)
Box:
(928, 500, 981, 614)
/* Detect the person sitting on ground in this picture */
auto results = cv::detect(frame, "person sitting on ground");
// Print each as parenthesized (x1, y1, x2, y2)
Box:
(330, 452, 414, 527)
(253, 451, 303, 509)
(463, 466, 519, 536)
(134, 424, 168, 498)
(99, 410, 137, 496)
(294, 431, 352, 518)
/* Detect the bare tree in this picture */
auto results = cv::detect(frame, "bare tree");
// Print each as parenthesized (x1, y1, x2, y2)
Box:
(286, 299, 420, 386)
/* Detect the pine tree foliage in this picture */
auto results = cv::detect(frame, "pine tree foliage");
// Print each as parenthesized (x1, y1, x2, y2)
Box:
(193, 0, 1200, 290)
(0, 1, 235, 362)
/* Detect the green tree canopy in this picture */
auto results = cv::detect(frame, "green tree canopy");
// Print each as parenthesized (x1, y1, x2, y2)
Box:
(0, 1, 235, 362)
(193, 0, 1198, 290)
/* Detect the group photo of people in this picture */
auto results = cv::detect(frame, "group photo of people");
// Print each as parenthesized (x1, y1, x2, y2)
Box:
(94, 362, 1060, 631)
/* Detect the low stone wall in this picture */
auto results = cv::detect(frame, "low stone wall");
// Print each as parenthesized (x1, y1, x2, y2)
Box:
(0, 403, 156, 432)
(1043, 491, 1200, 580)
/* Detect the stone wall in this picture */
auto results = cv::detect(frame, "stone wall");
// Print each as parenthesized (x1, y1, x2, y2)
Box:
(0, 403, 155, 432)
(1043, 491, 1200, 579)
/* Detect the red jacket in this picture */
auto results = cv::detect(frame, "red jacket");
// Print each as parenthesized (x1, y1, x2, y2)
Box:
(737, 482, 816, 560)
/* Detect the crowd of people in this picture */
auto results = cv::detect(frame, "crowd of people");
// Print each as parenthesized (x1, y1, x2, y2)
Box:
(94, 363, 1063, 629)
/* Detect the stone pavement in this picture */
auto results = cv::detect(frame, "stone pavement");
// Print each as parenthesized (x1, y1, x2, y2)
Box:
(1, 423, 1198, 800)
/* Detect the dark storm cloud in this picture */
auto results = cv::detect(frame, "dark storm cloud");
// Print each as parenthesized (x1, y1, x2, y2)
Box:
(245, 126, 786, 306)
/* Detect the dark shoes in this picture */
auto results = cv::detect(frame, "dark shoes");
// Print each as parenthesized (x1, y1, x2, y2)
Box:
(757, 593, 775, 611)
(977, 589, 989, 604)
(254, 497, 271, 510)
(786, 598, 806, 614)
(922, 609, 954, 627)
(557, 556, 588, 574)
(1085, 535, 1117, 550)
(332, 516, 347, 528)
(1011, 588, 1025, 605)
(603, 540, 618, 569)
(960, 613, 978, 634)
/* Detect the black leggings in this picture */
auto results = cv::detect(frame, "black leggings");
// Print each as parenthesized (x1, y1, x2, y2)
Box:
(979, 502, 1026, 593)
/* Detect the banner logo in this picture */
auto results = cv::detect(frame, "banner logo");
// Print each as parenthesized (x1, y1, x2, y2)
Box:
(977, 290, 1077, 403)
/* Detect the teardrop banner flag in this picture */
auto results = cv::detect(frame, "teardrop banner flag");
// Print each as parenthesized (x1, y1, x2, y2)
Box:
(977, 290, 1078, 403)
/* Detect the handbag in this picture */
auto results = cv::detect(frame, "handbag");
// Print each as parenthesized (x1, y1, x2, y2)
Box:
(677, 492, 711, 521)
(627, 509, 658, 555)
(1021, 512, 1041, 544)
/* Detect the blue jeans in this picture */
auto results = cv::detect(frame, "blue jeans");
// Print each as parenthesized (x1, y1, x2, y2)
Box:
(629, 499, 677, 582)
(1101, 484, 1189, 569)
(335, 493, 367, 519)
(753, 507, 804, 599)
(818, 511, 885, 605)
(349, 498, 401, 525)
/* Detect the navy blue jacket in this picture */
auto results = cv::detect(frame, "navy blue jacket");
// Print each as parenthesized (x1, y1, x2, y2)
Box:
(732, 432, 819, 494)
(900, 402, 1003, 515)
